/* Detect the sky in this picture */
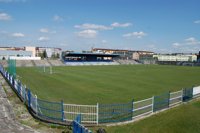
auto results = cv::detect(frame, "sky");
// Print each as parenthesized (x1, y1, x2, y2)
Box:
(0, 0, 200, 53)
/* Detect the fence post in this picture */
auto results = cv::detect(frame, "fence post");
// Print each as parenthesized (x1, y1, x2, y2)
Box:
(168, 91, 170, 108)
(96, 103, 99, 125)
(5, 71, 7, 79)
(28, 89, 31, 108)
(61, 100, 65, 122)
(131, 99, 134, 120)
(18, 81, 21, 95)
(7, 72, 9, 80)
(10, 75, 12, 85)
(192, 86, 194, 99)
(9, 75, 12, 84)
(6, 72, 9, 80)
(23, 86, 26, 104)
(15, 80, 18, 91)
(12, 76, 15, 86)
(20, 84, 23, 97)
(182, 88, 184, 102)
(7, 72, 9, 79)
(10, 75, 12, 84)
(152, 96, 154, 113)
(8, 72, 10, 80)
(35, 94, 38, 115)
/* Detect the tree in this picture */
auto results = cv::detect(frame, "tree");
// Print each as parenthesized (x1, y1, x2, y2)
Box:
(51, 53, 56, 59)
(56, 53, 60, 58)
(51, 53, 60, 59)
(43, 50, 47, 59)
(38, 53, 44, 59)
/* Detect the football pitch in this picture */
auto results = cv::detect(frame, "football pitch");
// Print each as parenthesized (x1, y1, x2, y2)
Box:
(16, 65, 200, 105)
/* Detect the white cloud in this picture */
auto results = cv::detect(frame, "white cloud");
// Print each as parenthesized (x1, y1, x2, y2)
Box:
(185, 37, 196, 42)
(194, 20, 200, 24)
(0, 12, 11, 21)
(53, 15, 64, 22)
(40, 28, 49, 33)
(171, 37, 200, 53)
(59, 43, 68, 46)
(185, 37, 200, 45)
(123, 31, 147, 38)
(172, 42, 181, 47)
(39, 28, 56, 34)
(12, 32, 25, 37)
(75, 23, 112, 31)
(146, 44, 157, 51)
(147, 44, 155, 48)
(38, 36, 49, 41)
(77, 30, 98, 38)
(177, 46, 199, 53)
(111, 22, 132, 28)
(75, 22, 133, 39)
(101, 40, 107, 44)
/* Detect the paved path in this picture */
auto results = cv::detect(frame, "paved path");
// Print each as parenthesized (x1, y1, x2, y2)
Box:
(0, 83, 39, 133)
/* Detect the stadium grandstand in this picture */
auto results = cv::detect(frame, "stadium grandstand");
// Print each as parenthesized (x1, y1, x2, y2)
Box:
(62, 52, 120, 65)
(92, 48, 154, 60)
(92, 48, 155, 64)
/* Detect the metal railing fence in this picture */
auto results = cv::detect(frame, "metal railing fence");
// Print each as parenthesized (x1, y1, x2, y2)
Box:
(0, 65, 200, 126)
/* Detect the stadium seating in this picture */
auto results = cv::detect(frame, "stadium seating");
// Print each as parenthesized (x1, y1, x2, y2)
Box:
(16, 60, 34, 67)
(64, 61, 119, 66)
(0, 59, 143, 67)
(0, 59, 66, 67)
(33, 60, 51, 67)
(115, 59, 141, 65)
(47, 60, 65, 66)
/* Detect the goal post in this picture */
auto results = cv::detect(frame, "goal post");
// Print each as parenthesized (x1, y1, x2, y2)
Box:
(43, 65, 53, 74)
(36, 65, 53, 74)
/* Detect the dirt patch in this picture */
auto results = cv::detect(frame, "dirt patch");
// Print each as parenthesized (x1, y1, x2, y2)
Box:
(0, 75, 71, 133)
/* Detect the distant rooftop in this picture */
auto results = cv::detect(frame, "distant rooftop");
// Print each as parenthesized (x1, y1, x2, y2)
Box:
(0, 50, 32, 56)
(92, 48, 154, 53)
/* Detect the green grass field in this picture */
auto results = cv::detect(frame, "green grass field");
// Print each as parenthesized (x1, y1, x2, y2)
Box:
(16, 65, 200, 105)
(104, 99, 200, 133)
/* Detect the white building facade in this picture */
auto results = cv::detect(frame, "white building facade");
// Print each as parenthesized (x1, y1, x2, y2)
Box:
(153, 54, 197, 62)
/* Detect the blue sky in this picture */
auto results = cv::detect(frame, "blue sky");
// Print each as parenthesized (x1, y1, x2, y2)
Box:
(0, 0, 200, 53)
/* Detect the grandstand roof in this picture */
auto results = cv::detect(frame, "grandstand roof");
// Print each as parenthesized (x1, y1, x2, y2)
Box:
(63, 52, 119, 57)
